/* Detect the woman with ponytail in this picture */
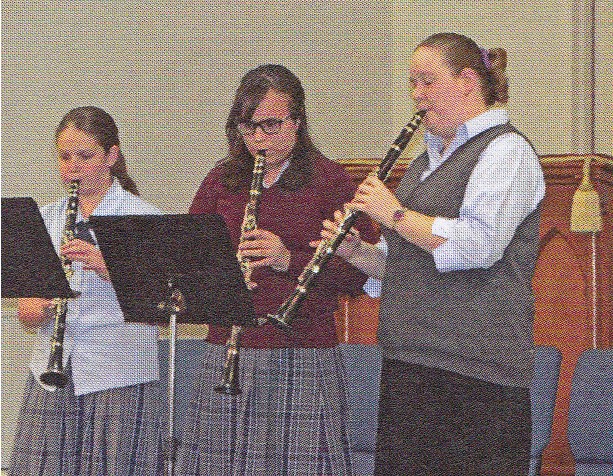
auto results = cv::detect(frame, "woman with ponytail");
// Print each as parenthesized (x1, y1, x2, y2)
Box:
(10, 106, 163, 476)
(321, 33, 545, 475)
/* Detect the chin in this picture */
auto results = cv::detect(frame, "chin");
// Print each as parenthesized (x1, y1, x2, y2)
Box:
(424, 118, 453, 137)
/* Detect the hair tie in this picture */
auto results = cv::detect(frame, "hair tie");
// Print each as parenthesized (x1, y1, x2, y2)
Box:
(480, 47, 492, 71)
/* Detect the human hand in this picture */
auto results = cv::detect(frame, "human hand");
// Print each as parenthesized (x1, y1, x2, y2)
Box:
(17, 297, 56, 328)
(349, 175, 401, 227)
(238, 229, 291, 273)
(309, 209, 362, 261)
(61, 239, 111, 281)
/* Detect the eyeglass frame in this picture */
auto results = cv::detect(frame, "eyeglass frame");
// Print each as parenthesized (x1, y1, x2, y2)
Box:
(236, 115, 294, 136)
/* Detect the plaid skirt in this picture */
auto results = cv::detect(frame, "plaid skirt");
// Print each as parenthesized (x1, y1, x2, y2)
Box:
(8, 371, 164, 476)
(177, 344, 354, 476)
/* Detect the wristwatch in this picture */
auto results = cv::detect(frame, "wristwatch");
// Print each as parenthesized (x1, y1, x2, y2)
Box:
(391, 207, 408, 229)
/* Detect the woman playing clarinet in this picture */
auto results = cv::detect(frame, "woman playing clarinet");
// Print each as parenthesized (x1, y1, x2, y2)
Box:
(320, 33, 546, 476)
(9, 106, 163, 476)
(178, 64, 376, 476)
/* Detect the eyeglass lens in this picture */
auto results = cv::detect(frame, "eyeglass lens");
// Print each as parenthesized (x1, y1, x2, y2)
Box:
(238, 117, 290, 135)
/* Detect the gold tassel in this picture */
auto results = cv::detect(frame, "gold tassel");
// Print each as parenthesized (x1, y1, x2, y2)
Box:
(570, 157, 603, 232)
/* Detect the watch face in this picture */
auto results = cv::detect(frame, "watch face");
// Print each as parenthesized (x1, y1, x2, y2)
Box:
(392, 208, 406, 222)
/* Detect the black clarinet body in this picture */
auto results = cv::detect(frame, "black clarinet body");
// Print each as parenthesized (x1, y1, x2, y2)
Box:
(40, 179, 80, 388)
(268, 110, 425, 330)
(215, 150, 266, 395)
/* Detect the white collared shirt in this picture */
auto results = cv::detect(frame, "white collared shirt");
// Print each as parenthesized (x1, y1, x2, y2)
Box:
(30, 180, 162, 395)
(364, 109, 545, 297)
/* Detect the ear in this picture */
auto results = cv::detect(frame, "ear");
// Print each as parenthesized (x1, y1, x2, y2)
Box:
(105, 145, 119, 167)
(458, 68, 481, 95)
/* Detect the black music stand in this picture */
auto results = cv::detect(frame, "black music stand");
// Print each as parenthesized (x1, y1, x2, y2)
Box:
(1, 197, 75, 299)
(89, 213, 254, 476)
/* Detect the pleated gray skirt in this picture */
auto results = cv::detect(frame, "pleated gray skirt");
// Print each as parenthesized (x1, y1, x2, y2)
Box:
(8, 372, 164, 476)
(177, 343, 354, 476)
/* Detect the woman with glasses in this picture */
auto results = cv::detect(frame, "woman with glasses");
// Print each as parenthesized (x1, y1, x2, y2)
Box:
(178, 64, 376, 476)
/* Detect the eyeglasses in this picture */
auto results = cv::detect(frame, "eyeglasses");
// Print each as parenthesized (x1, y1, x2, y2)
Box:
(237, 116, 293, 136)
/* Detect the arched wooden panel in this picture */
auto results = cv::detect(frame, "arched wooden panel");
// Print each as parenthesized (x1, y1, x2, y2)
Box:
(534, 227, 592, 475)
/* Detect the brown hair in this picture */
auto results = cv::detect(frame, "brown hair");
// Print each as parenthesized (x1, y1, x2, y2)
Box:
(417, 33, 509, 105)
(222, 64, 319, 192)
(55, 106, 139, 195)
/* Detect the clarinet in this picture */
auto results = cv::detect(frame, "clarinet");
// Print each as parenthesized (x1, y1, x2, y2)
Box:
(268, 110, 425, 330)
(40, 179, 80, 388)
(215, 150, 266, 395)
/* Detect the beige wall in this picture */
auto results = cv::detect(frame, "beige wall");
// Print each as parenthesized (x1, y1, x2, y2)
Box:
(3, 1, 610, 211)
(1, 0, 393, 213)
(392, 0, 612, 157)
(594, 0, 613, 155)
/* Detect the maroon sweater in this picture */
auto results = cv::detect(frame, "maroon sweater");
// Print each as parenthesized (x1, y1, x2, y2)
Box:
(189, 154, 376, 348)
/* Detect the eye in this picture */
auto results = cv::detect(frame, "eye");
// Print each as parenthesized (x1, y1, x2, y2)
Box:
(77, 152, 95, 161)
(261, 118, 282, 128)
(237, 121, 257, 135)
(260, 118, 285, 134)
(409, 77, 435, 89)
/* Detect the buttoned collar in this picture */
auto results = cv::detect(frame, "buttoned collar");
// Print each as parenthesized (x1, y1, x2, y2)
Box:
(423, 108, 510, 170)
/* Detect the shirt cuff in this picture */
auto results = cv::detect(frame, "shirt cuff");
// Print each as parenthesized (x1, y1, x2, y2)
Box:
(431, 216, 456, 238)
(363, 277, 382, 298)
(361, 237, 388, 297)
(432, 239, 463, 273)
(431, 217, 463, 272)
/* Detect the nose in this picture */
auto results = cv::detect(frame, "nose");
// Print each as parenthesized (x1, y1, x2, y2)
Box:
(411, 84, 424, 102)
(252, 126, 268, 142)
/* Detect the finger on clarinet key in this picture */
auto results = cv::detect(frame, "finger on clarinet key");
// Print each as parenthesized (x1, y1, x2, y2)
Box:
(309, 239, 321, 248)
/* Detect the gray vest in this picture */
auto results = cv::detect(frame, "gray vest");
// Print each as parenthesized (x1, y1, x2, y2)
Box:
(379, 123, 541, 388)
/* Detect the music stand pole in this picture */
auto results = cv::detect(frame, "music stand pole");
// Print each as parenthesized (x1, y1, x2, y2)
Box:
(159, 277, 185, 476)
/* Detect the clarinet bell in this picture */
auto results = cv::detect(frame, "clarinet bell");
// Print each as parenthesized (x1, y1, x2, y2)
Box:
(214, 352, 242, 395)
(214, 326, 242, 395)
(40, 339, 69, 388)
(214, 379, 241, 396)
(40, 370, 69, 388)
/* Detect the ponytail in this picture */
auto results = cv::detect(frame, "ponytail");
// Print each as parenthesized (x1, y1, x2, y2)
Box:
(110, 151, 139, 196)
